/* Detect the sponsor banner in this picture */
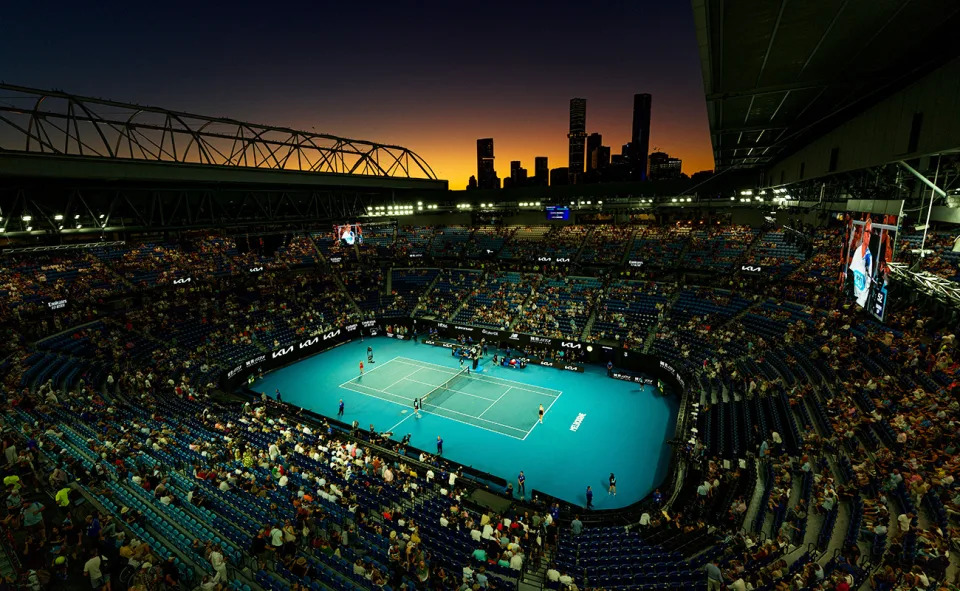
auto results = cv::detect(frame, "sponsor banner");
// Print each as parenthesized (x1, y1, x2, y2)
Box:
(47, 299, 67, 310)
(248, 266, 264, 273)
(610, 371, 655, 386)
(537, 256, 572, 263)
(740, 265, 762, 274)
(409, 253, 423, 258)
(172, 277, 193, 285)
(658, 360, 686, 389)
(480, 329, 501, 338)
(221, 317, 402, 390)
(535, 359, 583, 373)
(628, 260, 644, 267)
(329, 257, 343, 264)
(385, 332, 409, 340)
(423, 339, 457, 349)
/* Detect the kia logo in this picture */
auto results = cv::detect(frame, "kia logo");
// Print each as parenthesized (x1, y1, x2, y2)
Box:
(272, 346, 294, 359)
(173, 277, 191, 284)
(560, 342, 581, 349)
(249, 267, 264, 273)
(323, 329, 341, 341)
(299, 337, 320, 349)
(741, 265, 761, 272)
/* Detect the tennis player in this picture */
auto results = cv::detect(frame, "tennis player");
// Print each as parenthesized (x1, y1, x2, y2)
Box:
(538, 404, 545, 423)
(359, 361, 364, 375)
(414, 398, 421, 418)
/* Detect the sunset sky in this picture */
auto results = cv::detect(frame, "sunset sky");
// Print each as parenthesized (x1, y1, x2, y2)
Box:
(3, 0, 714, 189)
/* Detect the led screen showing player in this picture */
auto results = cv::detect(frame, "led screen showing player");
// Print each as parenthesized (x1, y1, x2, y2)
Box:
(335, 223, 363, 246)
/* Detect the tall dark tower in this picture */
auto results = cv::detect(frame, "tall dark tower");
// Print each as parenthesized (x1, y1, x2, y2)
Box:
(534, 156, 548, 186)
(586, 132, 603, 173)
(567, 98, 587, 184)
(476, 138, 499, 189)
(631, 93, 652, 180)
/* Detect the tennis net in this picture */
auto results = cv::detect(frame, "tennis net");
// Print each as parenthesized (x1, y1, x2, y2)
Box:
(420, 368, 471, 408)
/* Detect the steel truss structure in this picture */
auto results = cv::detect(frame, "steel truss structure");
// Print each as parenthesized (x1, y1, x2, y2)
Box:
(888, 262, 960, 309)
(0, 84, 438, 180)
(0, 184, 385, 236)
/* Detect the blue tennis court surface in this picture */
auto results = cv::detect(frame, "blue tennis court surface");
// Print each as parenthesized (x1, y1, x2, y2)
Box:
(255, 336, 678, 509)
(340, 357, 561, 439)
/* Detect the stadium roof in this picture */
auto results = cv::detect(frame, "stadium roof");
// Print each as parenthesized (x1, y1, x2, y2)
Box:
(693, 0, 960, 171)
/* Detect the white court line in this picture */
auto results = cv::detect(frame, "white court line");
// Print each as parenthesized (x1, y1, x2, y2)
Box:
(393, 357, 561, 398)
(522, 389, 564, 441)
(478, 386, 513, 419)
(342, 379, 528, 436)
(342, 381, 527, 440)
(338, 358, 401, 388)
(402, 378, 501, 402)
(382, 367, 422, 392)
(386, 411, 417, 434)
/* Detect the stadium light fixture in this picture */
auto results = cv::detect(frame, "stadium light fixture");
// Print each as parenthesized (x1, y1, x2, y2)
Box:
(76, 223, 82, 228)
(535, 201, 541, 206)
(22, 215, 31, 221)
(730, 197, 735, 201)
(99, 214, 105, 219)
(25, 226, 32, 231)
(74, 214, 80, 219)
(671, 198, 677, 203)
(54, 214, 63, 221)
(740, 189, 753, 196)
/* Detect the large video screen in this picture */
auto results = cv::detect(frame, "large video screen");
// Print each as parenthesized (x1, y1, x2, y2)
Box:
(840, 213, 897, 320)
(334, 223, 363, 246)
(546, 206, 570, 220)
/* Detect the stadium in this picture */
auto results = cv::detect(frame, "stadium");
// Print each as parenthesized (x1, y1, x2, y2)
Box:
(2, 2, 960, 591)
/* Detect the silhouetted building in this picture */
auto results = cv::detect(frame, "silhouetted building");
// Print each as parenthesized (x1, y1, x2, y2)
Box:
(476, 138, 499, 190)
(534, 156, 548, 186)
(550, 167, 569, 186)
(597, 146, 611, 169)
(631, 94, 652, 180)
(567, 98, 587, 183)
(509, 160, 527, 187)
(467, 175, 478, 190)
(648, 151, 681, 180)
(586, 133, 602, 173)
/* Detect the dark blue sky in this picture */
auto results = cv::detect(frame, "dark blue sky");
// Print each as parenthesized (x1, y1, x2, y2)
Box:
(3, 0, 712, 187)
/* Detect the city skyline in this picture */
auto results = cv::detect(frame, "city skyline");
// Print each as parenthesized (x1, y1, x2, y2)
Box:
(3, 0, 713, 190)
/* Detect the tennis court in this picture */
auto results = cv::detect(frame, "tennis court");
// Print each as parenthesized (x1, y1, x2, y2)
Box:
(339, 357, 561, 439)
(254, 336, 678, 509)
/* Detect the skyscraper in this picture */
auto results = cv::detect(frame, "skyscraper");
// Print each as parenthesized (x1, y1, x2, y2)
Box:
(586, 132, 603, 173)
(567, 98, 587, 184)
(631, 93, 652, 180)
(476, 138, 499, 190)
(648, 151, 682, 181)
(534, 156, 548, 186)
